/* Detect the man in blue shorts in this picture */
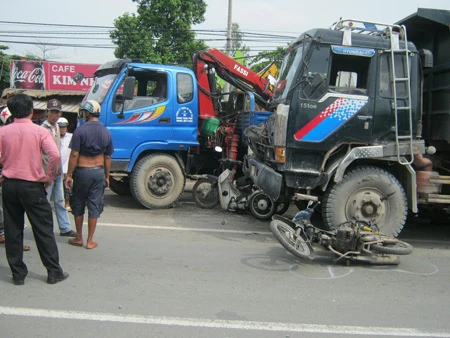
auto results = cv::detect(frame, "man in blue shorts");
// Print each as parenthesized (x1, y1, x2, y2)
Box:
(65, 100, 113, 249)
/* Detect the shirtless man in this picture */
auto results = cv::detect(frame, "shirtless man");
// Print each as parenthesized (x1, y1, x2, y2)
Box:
(65, 100, 113, 249)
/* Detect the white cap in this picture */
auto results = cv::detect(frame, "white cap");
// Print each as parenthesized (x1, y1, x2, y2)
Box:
(57, 117, 69, 127)
(0, 107, 12, 125)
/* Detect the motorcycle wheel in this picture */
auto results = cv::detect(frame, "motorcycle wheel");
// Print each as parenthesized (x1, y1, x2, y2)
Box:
(192, 178, 220, 209)
(275, 196, 290, 215)
(270, 219, 311, 259)
(370, 238, 413, 255)
(249, 191, 277, 220)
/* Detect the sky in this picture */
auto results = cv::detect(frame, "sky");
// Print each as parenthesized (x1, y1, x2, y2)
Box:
(2, 0, 450, 65)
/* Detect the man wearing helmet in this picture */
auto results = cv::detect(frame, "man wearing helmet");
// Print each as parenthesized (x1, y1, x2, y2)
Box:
(65, 100, 113, 249)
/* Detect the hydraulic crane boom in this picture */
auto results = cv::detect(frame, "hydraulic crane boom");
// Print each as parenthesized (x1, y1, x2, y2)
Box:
(193, 48, 273, 118)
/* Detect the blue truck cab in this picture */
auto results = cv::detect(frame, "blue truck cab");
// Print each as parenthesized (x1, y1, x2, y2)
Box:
(83, 59, 200, 209)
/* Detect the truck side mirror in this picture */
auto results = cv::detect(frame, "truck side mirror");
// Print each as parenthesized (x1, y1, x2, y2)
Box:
(419, 49, 433, 69)
(118, 76, 136, 119)
(73, 72, 84, 83)
(123, 76, 136, 100)
(302, 73, 325, 99)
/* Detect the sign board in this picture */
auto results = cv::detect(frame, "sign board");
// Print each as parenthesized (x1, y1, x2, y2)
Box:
(10, 60, 100, 92)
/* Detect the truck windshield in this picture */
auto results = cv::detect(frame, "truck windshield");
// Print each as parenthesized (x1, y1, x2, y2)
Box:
(85, 73, 118, 104)
(273, 43, 305, 100)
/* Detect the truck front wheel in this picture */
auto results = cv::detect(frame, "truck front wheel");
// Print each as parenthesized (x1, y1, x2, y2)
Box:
(130, 154, 185, 209)
(323, 166, 407, 237)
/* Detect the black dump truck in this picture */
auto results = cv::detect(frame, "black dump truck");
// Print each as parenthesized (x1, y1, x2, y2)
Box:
(244, 8, 450, 236)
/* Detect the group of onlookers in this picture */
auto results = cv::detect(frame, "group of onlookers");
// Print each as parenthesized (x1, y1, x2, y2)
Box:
(0, 94, 113, 285)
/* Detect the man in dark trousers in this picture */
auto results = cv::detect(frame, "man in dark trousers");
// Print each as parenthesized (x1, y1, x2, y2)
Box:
(0, 94, 69, 285)
(65, 100, 113, 249)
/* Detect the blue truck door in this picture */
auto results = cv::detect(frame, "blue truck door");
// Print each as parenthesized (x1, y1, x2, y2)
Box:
(106, 69, 173, 160)
(172, 72, 198, 145)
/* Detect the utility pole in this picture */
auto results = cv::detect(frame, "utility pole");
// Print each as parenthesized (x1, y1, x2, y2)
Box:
(226, 0, 233, 56)
(224, 0, 233, 99)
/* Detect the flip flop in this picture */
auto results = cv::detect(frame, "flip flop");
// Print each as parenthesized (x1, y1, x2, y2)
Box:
(23, 245, 31, 251)
(68, 239, 83, 247)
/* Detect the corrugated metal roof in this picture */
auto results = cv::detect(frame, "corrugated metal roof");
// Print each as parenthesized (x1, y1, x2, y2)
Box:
(33, 98, 83, 114)
(1, 88, 85, 114)
(1, 88, 86, 98)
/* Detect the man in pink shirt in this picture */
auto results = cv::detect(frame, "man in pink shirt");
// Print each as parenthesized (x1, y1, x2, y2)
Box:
(0, 94, 69, 285)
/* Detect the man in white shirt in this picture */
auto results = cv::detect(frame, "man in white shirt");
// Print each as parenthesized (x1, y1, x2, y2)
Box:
(57, 117, 73, 211)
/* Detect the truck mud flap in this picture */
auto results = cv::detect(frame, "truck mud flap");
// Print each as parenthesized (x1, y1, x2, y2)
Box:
(245, 157, 283, 201)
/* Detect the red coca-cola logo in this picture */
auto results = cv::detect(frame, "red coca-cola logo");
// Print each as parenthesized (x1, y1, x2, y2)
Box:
(11, 61, 45, 90)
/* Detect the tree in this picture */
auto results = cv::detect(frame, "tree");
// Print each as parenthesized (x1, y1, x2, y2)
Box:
(111, 0, 208, 66)
(249, 46, 288, 74)
(227, 23, 249, 61)
(25, 42, 63, 61)
(0, 45, 10, 94)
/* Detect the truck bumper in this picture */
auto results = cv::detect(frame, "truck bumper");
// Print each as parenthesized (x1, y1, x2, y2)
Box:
(244, 155, 283, 201)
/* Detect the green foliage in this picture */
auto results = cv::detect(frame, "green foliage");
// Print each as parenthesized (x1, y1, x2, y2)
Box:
(249, 46, 288, 73)
(227, 23, 249, 57)
(111, 0, 208, 65)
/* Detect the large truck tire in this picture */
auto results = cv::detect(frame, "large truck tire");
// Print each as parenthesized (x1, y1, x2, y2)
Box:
(323, 166, 407, 237)
(130, 154, 185, 209)
(109, 177, 131, 196)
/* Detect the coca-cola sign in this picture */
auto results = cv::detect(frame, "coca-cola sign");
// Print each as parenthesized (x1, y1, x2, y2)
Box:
(10, 60, 100, 92)
(11, 61, 46, 90)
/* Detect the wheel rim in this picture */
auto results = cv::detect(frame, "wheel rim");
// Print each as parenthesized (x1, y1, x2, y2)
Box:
(275, 222, 297, 245)
(251, 193, 274, 216)
(274, 221, 310, 254)
(146, 167, 174, 198)
(197, 182, 217, 204)
(345, 189, 388, 224)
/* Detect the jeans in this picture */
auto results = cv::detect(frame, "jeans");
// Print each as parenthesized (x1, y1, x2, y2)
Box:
(46, 175, 72, 234)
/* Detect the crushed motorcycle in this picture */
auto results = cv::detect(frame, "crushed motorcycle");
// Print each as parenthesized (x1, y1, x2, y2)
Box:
(270, 199, 413, 265)
(192, 158, 289, 220)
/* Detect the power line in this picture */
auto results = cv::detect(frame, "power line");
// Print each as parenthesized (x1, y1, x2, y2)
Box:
(0, 20, 295, 57)
(0, 20, 297, 39)
(0, 40, 115, 49)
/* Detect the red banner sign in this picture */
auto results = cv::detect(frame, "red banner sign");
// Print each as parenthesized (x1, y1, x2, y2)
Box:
(10, 60, 100, 92)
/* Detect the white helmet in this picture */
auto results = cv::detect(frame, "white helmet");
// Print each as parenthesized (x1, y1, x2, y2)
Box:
(0, 107, 12, 125)
(57, 117, 69, 127)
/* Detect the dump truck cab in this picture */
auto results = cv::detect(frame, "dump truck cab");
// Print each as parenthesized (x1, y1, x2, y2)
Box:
(246, 19, 429, 236)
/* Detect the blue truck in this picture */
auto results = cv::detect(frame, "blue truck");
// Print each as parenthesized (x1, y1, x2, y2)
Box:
(77, 49, 273, 209)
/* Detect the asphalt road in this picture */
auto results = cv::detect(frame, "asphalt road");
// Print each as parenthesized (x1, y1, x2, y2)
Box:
(0, 187, 449, 338)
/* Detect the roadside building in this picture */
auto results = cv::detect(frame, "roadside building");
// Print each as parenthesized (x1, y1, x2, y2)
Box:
(1, 60, 100, 131)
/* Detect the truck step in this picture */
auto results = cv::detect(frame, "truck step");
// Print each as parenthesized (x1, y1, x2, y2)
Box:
(429, 176, 450, 185)
(394, 77, 409, 82)
(424, 194, 450, 204)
